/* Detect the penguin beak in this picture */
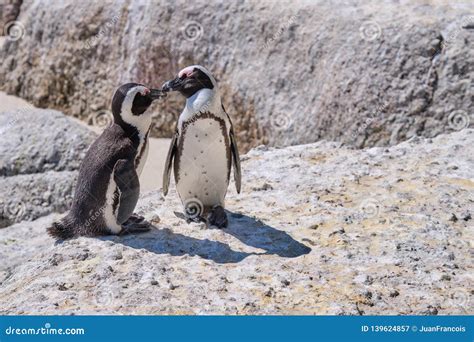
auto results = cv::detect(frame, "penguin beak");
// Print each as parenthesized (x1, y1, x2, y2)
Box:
(162, 77, 185, 92)
(148, 88, 166, 100)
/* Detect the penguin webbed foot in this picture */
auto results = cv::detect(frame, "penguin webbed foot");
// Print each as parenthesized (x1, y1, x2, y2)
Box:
(126, 213, 145, 224)
(185, 215, 205, 224)
(119, 216, 151, 236)
(206, 205, 228, 229)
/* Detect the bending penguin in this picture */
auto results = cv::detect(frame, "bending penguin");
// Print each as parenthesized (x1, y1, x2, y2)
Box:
(47, 83, 165, 239)
(161, 65, 241, 228)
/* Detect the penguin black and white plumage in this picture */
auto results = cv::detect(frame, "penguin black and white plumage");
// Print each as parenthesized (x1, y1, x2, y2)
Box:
(47, 83, 165, 239)
(161, 65, 241, 228)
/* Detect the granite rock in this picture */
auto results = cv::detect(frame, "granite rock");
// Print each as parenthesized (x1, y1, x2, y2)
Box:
(0, 129, 472, 314)
(0, 1, 472, 152)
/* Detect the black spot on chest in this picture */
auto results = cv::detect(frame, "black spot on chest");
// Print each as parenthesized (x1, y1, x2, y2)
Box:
(175, 112, 231, 183)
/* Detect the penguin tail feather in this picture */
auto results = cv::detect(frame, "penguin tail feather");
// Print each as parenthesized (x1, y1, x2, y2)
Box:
(47, 216, 76, 240)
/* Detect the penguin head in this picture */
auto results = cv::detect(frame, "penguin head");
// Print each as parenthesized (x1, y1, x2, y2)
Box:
(111, 83, 164, 132)
(162, 65, 217, 98)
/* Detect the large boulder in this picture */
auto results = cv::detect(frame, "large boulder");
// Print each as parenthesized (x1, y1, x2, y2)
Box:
(0, 129, 472, 314)
(0, 1, 472, 152)
(0, 108, 96, 227)
(0, 108, 95, 176)
(0, 171, 77, 227)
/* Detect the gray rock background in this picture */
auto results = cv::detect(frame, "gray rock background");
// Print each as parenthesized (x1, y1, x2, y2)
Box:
(0, 0, 473, 316)
(0, 108, 96, 227)
(0, 129, 472, 314)
(0, 0, 472, 152)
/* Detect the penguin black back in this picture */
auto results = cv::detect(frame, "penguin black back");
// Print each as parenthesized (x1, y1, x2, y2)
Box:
(47, 83, 165, 239)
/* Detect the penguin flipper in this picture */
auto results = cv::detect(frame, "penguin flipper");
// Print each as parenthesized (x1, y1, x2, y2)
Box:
(113, 159, 140, 224)
(230, 128, 242, 194)
(163, 132, 178, 196)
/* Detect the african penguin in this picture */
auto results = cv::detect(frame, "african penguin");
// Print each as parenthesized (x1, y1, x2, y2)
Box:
(161, 65, 241, 228)
(47, 83, 165, 239)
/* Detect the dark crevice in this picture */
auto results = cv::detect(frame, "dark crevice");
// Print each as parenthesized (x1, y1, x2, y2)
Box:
(420, 33, 442, 115)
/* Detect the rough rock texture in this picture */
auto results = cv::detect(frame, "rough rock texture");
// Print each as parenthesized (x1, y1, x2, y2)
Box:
(1, 129, 472, 315)
(0, 1, 472, 152)
(0, 171, 77, 228)
(0, 109, 95, 176)
(0, 108, 96, 227)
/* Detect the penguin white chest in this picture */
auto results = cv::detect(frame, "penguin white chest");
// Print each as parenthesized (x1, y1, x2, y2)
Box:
(103, 171, 122, 234)
(176, 116, 229, 207)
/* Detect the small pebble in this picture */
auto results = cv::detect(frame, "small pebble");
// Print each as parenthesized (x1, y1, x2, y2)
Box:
(389, 290, 400, 297)
(440, 274, 451, 281)
(449, 213, 458, 222)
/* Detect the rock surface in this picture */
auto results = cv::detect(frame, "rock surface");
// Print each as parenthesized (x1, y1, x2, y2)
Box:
(0, 108, 95, 176)
(1, 129, 472, 314)
(0, 1, 472, 152)
(0, 108, 96, 227)
(0, 171, 77, 228)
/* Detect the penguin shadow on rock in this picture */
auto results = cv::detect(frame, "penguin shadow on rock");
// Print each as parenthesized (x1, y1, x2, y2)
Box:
(224, 211, 312, 258)
(109, 212, 311, 264)
(171, 210, 312, 258)
(104, 223, 250, 264)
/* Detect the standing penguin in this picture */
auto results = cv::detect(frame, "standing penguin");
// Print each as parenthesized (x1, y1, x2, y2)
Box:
(161, 65, 241, 228)
(47, 83, 165, 239)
